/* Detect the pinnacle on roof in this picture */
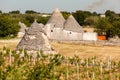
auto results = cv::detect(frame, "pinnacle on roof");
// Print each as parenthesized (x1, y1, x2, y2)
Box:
(54, 8, 60, 13)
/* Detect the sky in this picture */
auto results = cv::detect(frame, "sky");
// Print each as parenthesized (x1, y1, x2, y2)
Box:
(0, 0, 120, 13)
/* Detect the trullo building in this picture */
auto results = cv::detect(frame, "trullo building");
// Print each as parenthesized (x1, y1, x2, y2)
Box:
(44, 8, 65, 40)
(44, 8, 83, 41)
(16, 21, 54, 53)
(62, 15, 83, 40)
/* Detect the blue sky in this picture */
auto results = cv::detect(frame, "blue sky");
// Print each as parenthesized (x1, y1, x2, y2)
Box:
(0, 0, 120, 13)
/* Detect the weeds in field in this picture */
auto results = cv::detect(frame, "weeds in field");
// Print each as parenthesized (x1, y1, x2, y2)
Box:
(0, 47, 120, 80)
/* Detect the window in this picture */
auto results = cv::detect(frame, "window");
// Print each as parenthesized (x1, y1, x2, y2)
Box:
(51, 30, 53, 32)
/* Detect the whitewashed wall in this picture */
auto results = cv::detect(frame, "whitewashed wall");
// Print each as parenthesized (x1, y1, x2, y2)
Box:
(50, 28, 63, 40)
(83, 32, 97, 41)
(45, 25, 97, 41)
(44, 24, 54, 39)
(62, 30, 83, 41)
(44, 24, 101, 41)
(45, 26, 83, 41)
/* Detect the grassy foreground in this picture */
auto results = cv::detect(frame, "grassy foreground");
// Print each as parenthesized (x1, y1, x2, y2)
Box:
(0, 48, 120, 80)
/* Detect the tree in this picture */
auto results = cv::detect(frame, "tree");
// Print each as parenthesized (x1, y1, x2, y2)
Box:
(105, 10, 115, 17)
(72, 10, 92, 26)
(92, 12, 98, 16)
(95, 18, 113, 39)
(84, 16, 99, 26)
(105, 10, 119, 23)
(37, 16, 49, 25)
(112, 21, 120, 38)
(61, 11, 70, 19)
(20, 15, 35, 27)
(9, 10, 20, 14)
(25, 15, 34, 23)
(0, 10, 2, 14)
(0, 15, 20, 37)
(25, 10, 39, 14)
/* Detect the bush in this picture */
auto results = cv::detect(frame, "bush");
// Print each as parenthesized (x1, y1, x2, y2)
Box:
(0, 15, 20, 38)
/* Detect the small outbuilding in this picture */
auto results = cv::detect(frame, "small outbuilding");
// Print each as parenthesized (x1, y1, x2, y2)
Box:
(44, 8, 66, 39)
(63, 15, 83, 40)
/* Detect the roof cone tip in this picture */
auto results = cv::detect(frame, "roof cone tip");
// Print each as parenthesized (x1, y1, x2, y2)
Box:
(54, 8, 60, 13)
(69, 15, 74, 18)
(34, 19, 37, 23)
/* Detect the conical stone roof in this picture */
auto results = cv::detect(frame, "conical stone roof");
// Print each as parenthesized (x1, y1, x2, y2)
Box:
(47, 8, 65, 28)
(63, 15, 83, 33)
(16, 21, 52, 51)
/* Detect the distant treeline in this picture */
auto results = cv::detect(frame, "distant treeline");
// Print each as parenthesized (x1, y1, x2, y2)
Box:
(0, 10, 120, 38)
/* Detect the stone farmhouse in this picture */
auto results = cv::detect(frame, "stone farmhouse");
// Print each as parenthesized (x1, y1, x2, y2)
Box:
(44, 8, 97, 41)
